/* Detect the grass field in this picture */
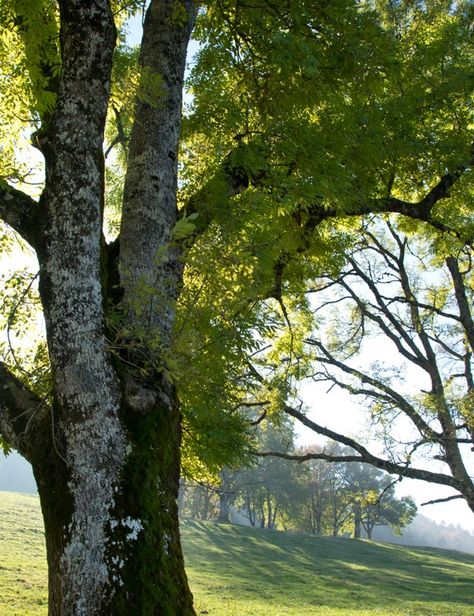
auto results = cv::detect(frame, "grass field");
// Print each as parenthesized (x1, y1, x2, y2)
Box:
(0, 491, 473, 615)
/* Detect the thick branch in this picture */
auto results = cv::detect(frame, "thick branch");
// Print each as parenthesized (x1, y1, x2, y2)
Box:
(183, 135, 474, 266)
(281, 404, 463, 490)
(0, 184, 40, 249)
(0, 362, 45, 458)
(119, 0, 198, 346)
(257, 450, 363, 463)
(447, 256, 474, 352)
(312, 161, 474, 244)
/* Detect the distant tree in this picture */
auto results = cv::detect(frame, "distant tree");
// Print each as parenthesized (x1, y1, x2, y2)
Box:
(237, 420, 304, 529)
(334, 460, 417, 539)
(216, 468, 240, 523)
(299, 453, 334, 535)
(362, 494, 417, 540)
(338, 463, 417, 539)
(180, 481, 218, 521)
(327, 470, 354, 537)
(258, 440, 416, 539)
(296, 445, 351, 536)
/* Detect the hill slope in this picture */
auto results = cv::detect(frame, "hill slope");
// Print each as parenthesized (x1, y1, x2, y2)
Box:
(0, 492, 473, 615)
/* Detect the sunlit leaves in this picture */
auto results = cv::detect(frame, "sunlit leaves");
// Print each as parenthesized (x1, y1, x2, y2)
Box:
(186, 0, 474, 224)
(0, 0, 58, 190)
(0, 266, 50, 401)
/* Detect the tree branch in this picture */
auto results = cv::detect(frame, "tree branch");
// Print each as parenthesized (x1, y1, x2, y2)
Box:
(421, 494, 463, 506)
(388, 162, 470, 227)
(280, 403, 463, 490)
(0, 183, 40, 249)
(0, 362, 46, 459)
(305, 339, 438, 439)
(446, 256, 474, 352)
(337, 270, 428, 369)
(311, 159, 474, 244)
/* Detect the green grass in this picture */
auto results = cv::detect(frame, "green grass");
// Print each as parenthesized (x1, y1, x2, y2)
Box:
(1, 492, 473, 615)
(0, 492, 47, 615)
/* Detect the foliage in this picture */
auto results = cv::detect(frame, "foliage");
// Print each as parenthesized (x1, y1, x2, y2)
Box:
(175, 0, 474, 472)
(187, 0, 474, 214)
(0, 0, 58, 182)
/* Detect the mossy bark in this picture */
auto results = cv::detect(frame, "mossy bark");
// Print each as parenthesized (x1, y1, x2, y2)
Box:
(31, 418, 73, 616)
(31, 388, 195, 616)
(109, 381, 196, 615)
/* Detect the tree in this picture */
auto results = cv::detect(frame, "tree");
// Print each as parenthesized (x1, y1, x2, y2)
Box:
(341, 461, 416, 539)
(362, 493, 417, 540)
(236, 420, 303, 529)
(215, 468, 238, 523)
(179, 479, 219, 521)
(178, 468, 239, 522)
(295, 445, 351, 536)
(298, 453, 335, 535)
(262, 221, 474, 514)
(1, 1, 474, 613)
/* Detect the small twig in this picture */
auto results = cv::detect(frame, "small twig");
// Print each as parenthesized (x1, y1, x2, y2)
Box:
(421, 494, 463, 506)
(373, 477, 401, 507)
(250, 409, 268, 426)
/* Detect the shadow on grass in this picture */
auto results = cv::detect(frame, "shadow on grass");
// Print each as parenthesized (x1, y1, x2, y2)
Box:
(181, 520, 474, 611)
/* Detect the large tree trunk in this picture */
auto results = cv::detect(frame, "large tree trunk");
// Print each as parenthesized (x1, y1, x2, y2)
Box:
(31, 388, 194, 615)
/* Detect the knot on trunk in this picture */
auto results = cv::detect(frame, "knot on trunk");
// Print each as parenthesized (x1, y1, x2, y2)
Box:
(124, 376, 157, 414)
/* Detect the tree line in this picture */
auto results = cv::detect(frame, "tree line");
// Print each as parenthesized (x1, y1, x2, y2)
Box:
(179, 426, 417, 541)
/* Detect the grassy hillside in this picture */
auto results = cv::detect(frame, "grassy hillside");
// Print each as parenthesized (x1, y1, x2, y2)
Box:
(1, 492, 473, 615)
(0, 492, 47, 615)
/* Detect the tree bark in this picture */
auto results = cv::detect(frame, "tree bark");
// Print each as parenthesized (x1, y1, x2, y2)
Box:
(353, 502, 362, 539)
(0, 0, 198, 612)
(30, 390, 194, 615)
(217, 491, 231, 522)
